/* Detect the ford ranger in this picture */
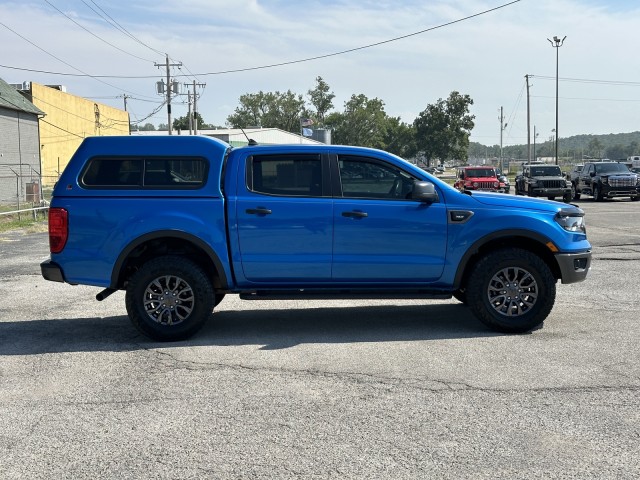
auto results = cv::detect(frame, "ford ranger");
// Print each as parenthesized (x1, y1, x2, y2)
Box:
(41, 136, 592, 341)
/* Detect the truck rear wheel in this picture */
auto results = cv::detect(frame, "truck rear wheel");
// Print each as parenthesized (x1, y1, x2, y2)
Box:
(125, 255, 214, 341)
(465, 248, 556, 333)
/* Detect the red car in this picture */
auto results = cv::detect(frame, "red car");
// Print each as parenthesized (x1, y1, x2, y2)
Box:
(454, 166, 502, 192)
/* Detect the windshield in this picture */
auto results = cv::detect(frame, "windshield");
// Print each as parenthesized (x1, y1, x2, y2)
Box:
(464, 168, 495, 178)
(530, 166, 561, 176)
(594, 163, 630, 174)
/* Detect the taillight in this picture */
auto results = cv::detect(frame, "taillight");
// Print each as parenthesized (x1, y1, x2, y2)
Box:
(49, 208, 68, 254)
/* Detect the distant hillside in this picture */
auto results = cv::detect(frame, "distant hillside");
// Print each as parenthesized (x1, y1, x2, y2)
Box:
(469, 131, 640, 162)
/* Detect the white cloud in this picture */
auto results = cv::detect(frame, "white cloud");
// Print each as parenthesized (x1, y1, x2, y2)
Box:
(1, 0, 639, 146)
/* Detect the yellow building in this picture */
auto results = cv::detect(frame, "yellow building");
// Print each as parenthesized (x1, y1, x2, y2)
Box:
(23, 82, 130, 186)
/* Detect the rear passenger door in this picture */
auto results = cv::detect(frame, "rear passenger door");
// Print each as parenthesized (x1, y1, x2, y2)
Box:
(234, 153, 334, 283)
(331, 154, 448, 282)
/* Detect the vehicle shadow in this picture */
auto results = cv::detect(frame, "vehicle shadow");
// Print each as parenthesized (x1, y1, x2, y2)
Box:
(0, 303, 502, 355)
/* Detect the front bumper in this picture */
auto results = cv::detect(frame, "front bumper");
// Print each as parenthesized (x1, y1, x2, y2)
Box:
(533, 187, 571, 197)
(555, 251, 591, 284)
(601, 187, 640, 198)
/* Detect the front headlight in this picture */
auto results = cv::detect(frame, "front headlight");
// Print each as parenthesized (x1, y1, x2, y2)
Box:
(555, 209, 586, 233)
(601, 177, 608, 185)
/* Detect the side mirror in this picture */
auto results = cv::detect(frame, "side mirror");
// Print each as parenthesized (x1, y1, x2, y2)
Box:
(411, 181, 439, 203)
(590, 171, 595, 177)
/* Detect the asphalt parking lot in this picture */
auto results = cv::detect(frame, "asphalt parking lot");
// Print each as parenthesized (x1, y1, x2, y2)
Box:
(1, 198, 639, 479)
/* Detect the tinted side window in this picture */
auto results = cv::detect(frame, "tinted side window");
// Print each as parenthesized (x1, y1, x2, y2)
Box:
(338, 155, 416, 199)
(143, 158, 206, 186)
(248, 154, 322, 196)
(81, 157, 207, 188)
(82, 158, 142, 186)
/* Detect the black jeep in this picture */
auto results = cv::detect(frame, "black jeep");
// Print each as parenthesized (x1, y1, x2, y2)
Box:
(515, 164, 572, 202)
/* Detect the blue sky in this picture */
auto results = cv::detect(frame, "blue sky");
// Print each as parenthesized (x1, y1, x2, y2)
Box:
(1, 0, 640, 147)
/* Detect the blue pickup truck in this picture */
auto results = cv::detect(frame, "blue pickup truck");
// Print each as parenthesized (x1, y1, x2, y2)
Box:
(41, 136, 592, 341)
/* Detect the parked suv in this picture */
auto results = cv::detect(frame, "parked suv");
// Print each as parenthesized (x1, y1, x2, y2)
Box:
(454, 166, 504, 193)
(515, 164, 572, 202)
(576, 162, 640, 201)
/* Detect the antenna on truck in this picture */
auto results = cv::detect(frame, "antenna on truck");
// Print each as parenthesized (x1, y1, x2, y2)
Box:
(239, 127, 258, 146)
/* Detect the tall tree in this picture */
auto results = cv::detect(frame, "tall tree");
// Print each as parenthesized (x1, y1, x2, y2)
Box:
(328, 94, 388, 148)
(307, 76, 335, 126)
(226, 90, 308, 133)
(172, 112, 208, 131)
(383, 117, 416, 158)
(413, 91, 475, 166)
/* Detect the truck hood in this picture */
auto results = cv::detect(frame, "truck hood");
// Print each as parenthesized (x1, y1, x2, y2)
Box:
(466, 191, 570, 212)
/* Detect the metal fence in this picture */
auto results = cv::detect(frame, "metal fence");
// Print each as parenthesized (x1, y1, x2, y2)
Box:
(0, 168, 57, 208)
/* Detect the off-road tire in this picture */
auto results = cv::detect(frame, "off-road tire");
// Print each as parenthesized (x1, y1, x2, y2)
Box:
(126, 255, 214, 341)
(571, 183, 580, 200)
(562, 191, 572, 203)
(593, 184, 603, 202)
(465, 248, 556, 333)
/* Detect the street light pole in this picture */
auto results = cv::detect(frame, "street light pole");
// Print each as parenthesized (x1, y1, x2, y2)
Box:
(548, 35, 566, 165)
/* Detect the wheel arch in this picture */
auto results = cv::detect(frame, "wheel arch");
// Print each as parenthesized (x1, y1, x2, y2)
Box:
(453, 230, 561, 291)
(110, 230, 230, 290)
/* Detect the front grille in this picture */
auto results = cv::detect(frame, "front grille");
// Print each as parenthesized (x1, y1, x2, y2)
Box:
(476, 181, 496, 189)
(609, 176, 635, 187)
(540, 179, 566, 188)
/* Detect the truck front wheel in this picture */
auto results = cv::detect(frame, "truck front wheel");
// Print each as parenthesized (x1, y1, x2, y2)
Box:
(465, 248, 556, 333)
(125, 255, 214, 341)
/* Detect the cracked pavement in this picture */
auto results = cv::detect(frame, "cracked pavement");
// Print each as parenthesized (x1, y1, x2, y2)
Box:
(0, 199, 639, 479)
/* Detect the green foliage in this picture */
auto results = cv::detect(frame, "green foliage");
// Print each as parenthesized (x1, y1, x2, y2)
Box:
(226, 90, 310, 133)
(383, 117, 417, 158)
(201, 79, 479, 162)
(329, 94, 389, 148)
(132, 123, 156, 131)
(172, 112, 218, 131)
(413, 91, 475, 165)
(307, 76, 335, 126)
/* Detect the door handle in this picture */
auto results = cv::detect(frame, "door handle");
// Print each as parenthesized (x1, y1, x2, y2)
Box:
(342, 211, 368, 218)
(246, 208, 272, 215)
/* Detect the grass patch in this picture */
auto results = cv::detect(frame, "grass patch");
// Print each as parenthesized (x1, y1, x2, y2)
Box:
(0, 212, 48, 233)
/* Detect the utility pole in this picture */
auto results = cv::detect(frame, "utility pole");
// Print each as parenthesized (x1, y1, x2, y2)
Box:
(155, 54, 182, 135)
(118, 94, 131, 134)
(525, 74, 531, 163)
(184, 80, 206, 135)
(499, 106, 507, 173)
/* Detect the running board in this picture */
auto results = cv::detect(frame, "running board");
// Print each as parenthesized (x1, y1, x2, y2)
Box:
(239, 289, 452, 301)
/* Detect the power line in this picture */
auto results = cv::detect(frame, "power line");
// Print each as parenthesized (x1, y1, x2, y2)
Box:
(84, 0, 164, 57)
(530, 75, 640, 87)
(1, 0, 522, 80)
(0, 20, 152, 99)
(43, 0, 153, 63)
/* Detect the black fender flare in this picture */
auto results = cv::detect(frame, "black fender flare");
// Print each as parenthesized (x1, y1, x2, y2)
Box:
(453, 229, 557, 289)
(110, 230, 230, 289)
